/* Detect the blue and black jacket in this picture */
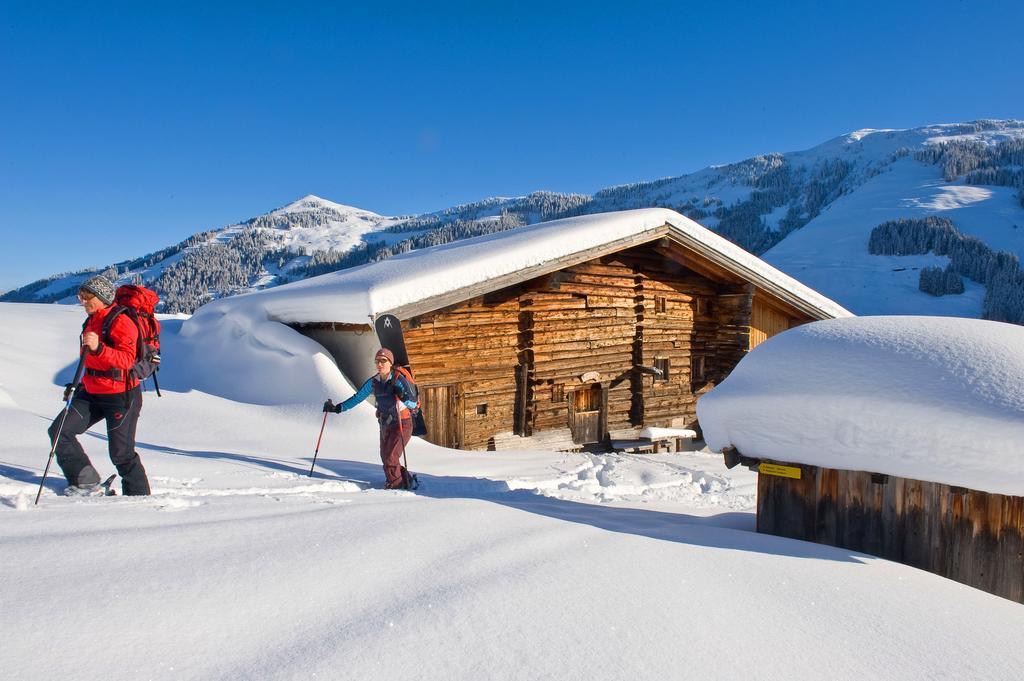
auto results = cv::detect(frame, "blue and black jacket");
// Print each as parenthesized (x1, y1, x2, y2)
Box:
(338, 371, 418, 425)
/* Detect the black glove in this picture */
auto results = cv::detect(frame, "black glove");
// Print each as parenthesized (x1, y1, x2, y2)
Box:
(63, 383, 76, 402)
(323, 399, 342, 413)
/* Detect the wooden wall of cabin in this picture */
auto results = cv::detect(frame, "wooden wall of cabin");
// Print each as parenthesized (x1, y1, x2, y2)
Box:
(401, 294, 522, 450)
(521, 246, 752, 440)
(625, 250, 751, 432)
(750, 295, 807, 350)
(312, 244, 762, 450)
(756, 461, 1024, 603)
(522, 260, 638, 442)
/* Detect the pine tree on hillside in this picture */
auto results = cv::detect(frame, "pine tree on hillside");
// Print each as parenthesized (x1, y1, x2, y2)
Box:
(870, 217, 1024, 324)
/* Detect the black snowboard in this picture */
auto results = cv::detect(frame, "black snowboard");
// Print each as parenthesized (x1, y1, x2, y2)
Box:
(374, 314, 410, 366)
(373, 313, 427, 437)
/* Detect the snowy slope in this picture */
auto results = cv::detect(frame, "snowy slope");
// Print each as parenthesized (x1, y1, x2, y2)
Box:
(2, 302, 1023, 680)
(762, 154, 1022, 316)
(241, 194, 402, 256)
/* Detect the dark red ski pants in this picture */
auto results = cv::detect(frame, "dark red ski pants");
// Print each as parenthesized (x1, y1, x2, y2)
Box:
(379, 415, 412, 489)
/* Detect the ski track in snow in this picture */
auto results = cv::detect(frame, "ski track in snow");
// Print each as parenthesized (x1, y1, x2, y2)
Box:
(1, 449, 756, 514)
(505, 451, 753, 509)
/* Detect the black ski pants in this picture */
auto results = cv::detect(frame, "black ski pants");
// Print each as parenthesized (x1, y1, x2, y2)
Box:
(48, 386, 151, 495)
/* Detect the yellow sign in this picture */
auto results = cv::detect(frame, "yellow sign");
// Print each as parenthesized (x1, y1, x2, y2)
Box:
(758, 463, 802, 479)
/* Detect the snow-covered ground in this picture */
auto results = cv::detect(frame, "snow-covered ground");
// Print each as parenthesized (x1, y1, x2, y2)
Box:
(2, 303, 1023, 680)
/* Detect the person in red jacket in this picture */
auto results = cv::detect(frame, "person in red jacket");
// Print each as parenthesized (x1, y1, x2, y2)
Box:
(48, 275, 151, 496)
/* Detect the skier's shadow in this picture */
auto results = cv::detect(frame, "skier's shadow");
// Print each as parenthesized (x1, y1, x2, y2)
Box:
(310, 458, 865, 564)
(135, 440, 334, 479)
(0, 461, 64, 502)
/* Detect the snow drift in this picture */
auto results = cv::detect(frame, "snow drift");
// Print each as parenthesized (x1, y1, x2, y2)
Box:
(697, 316, 1024, 496)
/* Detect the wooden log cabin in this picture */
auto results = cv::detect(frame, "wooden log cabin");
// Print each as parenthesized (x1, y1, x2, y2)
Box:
(288, 209, 851, 451)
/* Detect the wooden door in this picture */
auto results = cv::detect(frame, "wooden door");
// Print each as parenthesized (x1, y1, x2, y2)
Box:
(421, 385, 459, 448)
(570, 385, 602, 444)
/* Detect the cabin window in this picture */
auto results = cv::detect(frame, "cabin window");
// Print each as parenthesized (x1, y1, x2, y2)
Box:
(477, 404, 488, 416)
(691, 355, 706, 383)
(655, 296, 667, 314)
(695, 297, 712, 317)
(552, 384, 564, 402)
(654, 357, 670, 382)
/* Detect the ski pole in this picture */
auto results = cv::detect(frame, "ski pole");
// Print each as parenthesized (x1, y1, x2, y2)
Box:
(36, 352, 86, 505)
(309, 411, 329, 477)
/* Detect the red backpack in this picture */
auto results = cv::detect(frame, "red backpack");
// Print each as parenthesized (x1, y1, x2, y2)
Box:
(100, 285, 162, 393)
(392, 365, 426, 436)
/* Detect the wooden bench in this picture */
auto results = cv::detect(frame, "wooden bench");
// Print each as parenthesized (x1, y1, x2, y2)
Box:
(489, 428, 582, 452)
(609, 428, 698, 454)
(609, 439, 659, 454)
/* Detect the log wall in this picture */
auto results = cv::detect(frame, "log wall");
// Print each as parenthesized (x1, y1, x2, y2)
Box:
(625, 250, 751, 431)
(401, 293, 522, 450)
(757, 461, 1024, 603)
(523, 259, 639, 439)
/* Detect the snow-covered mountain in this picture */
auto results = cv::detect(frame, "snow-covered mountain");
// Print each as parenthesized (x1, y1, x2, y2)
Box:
(5, 120, 1024, 318)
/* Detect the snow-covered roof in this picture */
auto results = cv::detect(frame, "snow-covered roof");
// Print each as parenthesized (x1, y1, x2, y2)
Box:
(194, 208, 852, 326)
(697, 316, 1024, 496)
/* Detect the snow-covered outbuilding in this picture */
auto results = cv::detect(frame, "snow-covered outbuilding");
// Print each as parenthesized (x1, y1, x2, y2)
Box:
(194, 208, 850, 450)
(698, 316, 1024, 602)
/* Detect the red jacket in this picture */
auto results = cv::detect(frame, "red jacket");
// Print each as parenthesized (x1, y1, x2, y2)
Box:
(82, 305, 140, 394)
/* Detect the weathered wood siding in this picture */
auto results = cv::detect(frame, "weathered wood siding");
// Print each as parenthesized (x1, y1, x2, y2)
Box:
(757, 462, 1024, 603)
(402, 245, 757, 447)
(401, 294, 521, 450)
(523, 259, 638, 440)
(629, 250, 751, 430)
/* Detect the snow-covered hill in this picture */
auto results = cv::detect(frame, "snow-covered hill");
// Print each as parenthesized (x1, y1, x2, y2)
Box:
(4, 120, 1024, 319)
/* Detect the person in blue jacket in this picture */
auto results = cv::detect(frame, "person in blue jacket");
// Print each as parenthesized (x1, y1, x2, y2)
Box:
(324, 347, 417, 489)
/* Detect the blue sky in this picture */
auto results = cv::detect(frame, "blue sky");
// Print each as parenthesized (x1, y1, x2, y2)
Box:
(1, 0, 1022, 291)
